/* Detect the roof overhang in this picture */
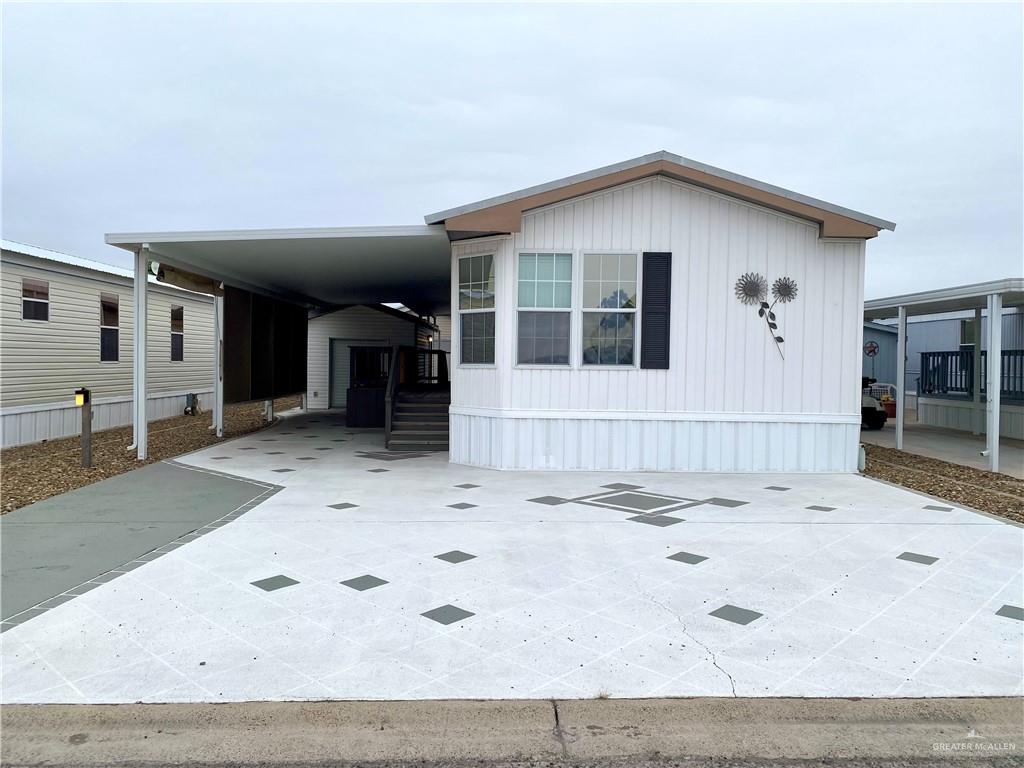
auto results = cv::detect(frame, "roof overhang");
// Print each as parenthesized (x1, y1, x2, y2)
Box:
(105, 225, 453, 315)
(864, 278, 1024, 320)
(425, 150, 896, 240)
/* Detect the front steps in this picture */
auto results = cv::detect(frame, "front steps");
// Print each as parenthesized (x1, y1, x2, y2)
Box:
(389, 390, 450, 452)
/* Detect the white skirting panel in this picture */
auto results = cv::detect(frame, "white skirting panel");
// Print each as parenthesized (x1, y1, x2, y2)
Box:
(0, 389, 214, 448)
(450, 412, 861, 472)
(918, 397, 1024, 440)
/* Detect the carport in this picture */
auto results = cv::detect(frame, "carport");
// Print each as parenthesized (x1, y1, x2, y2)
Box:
(105, 226, 452, 459)
(864, 278, 1024, 473)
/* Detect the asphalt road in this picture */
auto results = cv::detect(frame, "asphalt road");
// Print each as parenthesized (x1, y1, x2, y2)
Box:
(2, 698, 1021, 767)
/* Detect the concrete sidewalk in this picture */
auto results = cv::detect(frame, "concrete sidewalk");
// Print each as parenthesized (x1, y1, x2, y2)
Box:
(2, 698, 1021, 766)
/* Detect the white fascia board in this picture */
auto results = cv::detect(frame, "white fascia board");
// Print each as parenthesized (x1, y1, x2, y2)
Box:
(424, 150, 896, 232)
(105, 224, 447, 250)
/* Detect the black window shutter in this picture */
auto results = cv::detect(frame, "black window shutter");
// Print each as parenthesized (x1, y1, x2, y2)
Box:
(641, 252, 672, 370)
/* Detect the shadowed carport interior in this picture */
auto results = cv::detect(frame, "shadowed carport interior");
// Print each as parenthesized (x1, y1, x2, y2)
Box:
(105, 225, 454, 315)
(0, 462, 273, 622)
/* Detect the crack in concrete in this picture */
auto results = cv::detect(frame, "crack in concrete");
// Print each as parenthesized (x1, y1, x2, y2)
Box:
(550, 699, 570, 758)
(642, 590, 738, 698)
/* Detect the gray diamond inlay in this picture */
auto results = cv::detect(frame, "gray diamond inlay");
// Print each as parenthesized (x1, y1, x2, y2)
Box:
(341, 574, 388, 591)
(764, 486, 790, 492)
(703, 497, 748, 508)
(297, 457, 316, 461)
(668, 551, 707, 565)
(422, 604, 475, 625)
(212, 457, 231, 461)
(315, 447, 333, 451)
(628, 514, 683, 527)
(995, 604, 1024, 622)
(272, 468, 295, 473)
(368, 468, 390, 473)
(897, 551, 939, 566)
(709, 604, 763, 625)
(597, 492, 676, 511)
(266, 451, 284, 455)
(602, 483, 643, 491)
(328, 503, 358, 510)
(251, 575, 299, 592)
(806, 505, 835, 512)
(924, 504, 954, 512)
(448, 502, 477, 510)
(528, 496, 568, 505)
(238, 446, 256, 450)
(435, 550, 476, 564)
(455, 483, 480, 489)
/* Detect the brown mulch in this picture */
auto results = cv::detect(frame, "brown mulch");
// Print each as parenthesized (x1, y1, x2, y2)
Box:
(0, 396, 301, 514)
(863, 443, 1024, 524)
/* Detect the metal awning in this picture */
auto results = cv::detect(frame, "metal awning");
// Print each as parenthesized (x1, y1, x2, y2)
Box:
(105, 225, 453, 315)
(864, 278, 1024, 320)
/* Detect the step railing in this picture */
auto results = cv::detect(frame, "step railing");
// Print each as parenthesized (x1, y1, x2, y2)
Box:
(385, 346, 451, 449)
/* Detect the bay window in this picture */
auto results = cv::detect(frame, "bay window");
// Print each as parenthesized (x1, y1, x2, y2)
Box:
(458, 253, 495, 364)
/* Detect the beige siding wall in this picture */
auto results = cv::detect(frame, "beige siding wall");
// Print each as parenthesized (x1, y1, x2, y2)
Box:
(1, 251, 214, 408)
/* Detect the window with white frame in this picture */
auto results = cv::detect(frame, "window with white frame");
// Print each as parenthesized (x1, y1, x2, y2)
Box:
(581, 253, 637, 366)
(171, 305, 184, 361)
(458, 254, 495, 364)
(22, 278, 49, 321)
(100, 293, 119, 362)
(517, 252, 571, 365)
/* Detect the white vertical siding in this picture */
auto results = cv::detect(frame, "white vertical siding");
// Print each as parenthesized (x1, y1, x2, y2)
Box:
(918, 397, 1024, 440)
(306, 306, 420, 410)
(449, 175, 868, 472)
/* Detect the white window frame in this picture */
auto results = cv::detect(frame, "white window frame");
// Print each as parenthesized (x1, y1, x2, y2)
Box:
(170, 305, 184, 362)
(578, 250, 642, 369)
(21, 278, 50, 322)
(514, 250, 573, 368)
(457, 253, 496, 367)
(99, 292, 119, 363)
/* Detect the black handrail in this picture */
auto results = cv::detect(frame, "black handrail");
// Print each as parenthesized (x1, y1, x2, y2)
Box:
(383, 345, 401, 449)
(919, 349, 1024, 401)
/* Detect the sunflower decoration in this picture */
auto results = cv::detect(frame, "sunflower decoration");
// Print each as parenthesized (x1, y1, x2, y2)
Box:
(772, 276, 798, 304)
(735, 272, 799, 359)
(734, 272, 768, 306)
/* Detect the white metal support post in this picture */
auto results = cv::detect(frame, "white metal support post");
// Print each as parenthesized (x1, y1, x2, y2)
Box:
(986, 293, 1002, 473)
(133, 248, 149, 460)
(972, 307, 982, 435)
(264, 399, 273, 423)
(895, 305, 907, 451)
(214, 294, 224, 438)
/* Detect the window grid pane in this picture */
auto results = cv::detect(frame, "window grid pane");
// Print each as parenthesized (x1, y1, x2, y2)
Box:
(460, 311, 495, 364)
(171, 333, 184, 362)
(582, 312, 635, 366)
(518, 253, 571, 309)
(22, 300, 48, 321)
(22, 279, 48, 300)
(584, 253, 637, 309)
(459, 254, 495, 310)
(100, 327, 119, 362)
(517, 311, 570, 365)
(100, 294, 119, 328)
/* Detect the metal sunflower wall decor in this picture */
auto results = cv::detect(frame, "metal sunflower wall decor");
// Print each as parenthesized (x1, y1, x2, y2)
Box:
(734, 272, 799, 359)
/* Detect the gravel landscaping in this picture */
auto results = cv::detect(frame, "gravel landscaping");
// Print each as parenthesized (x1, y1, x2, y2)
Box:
(863, 443, 1024, 524)
(0, 396, 300, 514)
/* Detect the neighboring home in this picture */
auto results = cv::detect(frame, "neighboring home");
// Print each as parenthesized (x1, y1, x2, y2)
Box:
(862, 321, 898, 386)
(107, 150, 895, 472)
(0, 241, 214, 448)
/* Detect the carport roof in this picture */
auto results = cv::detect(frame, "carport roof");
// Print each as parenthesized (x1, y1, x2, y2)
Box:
(105, 225, 452, 315)
(864, 278, 1024, 320)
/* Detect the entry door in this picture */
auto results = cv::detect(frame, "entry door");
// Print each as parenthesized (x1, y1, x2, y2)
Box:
(329, 338, 387, 408)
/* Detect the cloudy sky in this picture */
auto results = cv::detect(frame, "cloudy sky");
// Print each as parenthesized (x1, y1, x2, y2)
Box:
(2, 2, 1021, 298)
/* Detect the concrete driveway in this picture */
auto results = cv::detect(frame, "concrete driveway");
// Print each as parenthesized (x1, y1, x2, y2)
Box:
(2, 411, 1021, 703)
